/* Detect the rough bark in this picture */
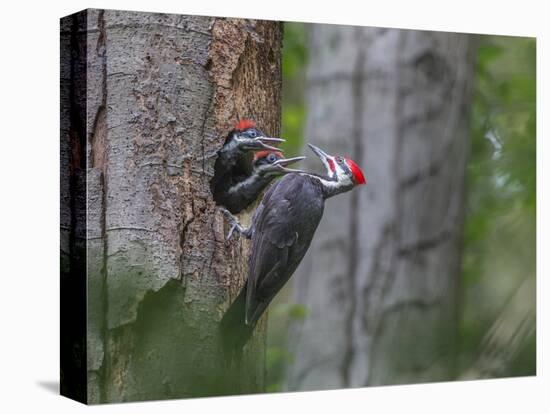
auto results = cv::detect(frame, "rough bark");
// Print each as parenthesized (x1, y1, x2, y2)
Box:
(286, 26, 477, 390)
(61, 9, 282, 403)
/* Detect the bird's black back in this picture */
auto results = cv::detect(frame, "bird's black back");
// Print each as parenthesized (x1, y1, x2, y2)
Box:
(245, 173, 326, 325)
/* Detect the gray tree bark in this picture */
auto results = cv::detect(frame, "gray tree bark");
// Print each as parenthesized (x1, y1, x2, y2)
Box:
(286, 26, 477, 390)
(61, 9, 282, 403)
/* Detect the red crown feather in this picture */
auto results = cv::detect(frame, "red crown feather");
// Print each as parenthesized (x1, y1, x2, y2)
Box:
(346, 158, 366, 185)
(254, 150, 283, 160)
(235, 119, 256, 131)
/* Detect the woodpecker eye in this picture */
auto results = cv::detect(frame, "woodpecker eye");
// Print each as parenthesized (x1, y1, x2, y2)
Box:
(336, 156, 344, 164)
(247, 130, 258, 138)
(267, 153, 277, 163)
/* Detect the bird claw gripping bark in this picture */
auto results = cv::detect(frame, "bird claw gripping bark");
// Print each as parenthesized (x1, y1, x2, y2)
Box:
(219, 207, 248, 240)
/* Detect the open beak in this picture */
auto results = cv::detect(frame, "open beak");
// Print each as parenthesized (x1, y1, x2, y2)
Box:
(273, 155, 306, 173)
(307, 143, 334, 174)
(257, 136, 285, 152)
(260, 137, 285, 145)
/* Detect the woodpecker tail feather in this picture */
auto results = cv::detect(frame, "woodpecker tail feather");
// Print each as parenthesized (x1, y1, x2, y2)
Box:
(220, 286, 255, 364)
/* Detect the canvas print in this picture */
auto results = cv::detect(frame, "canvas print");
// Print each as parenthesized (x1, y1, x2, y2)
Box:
(60, 8, 536, 404)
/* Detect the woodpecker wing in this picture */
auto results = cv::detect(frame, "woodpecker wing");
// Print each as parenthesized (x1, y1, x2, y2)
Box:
(245, 174, 325, 325)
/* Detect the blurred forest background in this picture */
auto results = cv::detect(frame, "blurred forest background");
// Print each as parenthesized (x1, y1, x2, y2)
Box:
(266, 23, 536, 391)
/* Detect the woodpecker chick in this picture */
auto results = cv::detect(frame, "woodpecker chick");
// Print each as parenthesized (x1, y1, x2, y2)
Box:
(219, 150, 305, 215)
(222, 120, 284, 155)
(220, 143, 366, 355)
(214, 119, 284, 177)
(211, 120, 300, 214)
(253, 150, 305, 177)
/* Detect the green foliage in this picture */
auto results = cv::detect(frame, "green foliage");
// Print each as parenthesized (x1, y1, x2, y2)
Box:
(464, 36, 536, 281)
(265, 345, 294, 392)
(288, 303, 308, 320)
(271, 302, 309, 320)
(280, 23, 308, 156)
(265, 302, 308, 391)
(469, 37, 536, 212)
(459, 35, 536, 374)
(281, 103, 306, 156)
(282, 23, 308, 79)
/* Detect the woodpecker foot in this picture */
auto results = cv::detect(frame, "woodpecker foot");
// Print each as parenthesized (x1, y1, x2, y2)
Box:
(219, 207, 250, 240)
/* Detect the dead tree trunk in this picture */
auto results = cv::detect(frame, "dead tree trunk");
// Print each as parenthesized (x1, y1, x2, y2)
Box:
(286, 26, 476, 390)
(60, 9, 282, 403)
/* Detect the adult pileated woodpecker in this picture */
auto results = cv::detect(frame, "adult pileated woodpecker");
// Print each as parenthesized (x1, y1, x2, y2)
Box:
(220, 143, 366, 357)
(211, 120, 290, 213)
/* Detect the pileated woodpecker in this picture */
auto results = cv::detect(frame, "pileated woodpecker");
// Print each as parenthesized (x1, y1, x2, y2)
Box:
(211, 120, 289, 213)
(220, 143, 366, 356)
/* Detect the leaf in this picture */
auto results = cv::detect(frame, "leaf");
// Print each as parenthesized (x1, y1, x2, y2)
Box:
(289, 304, 308, 320)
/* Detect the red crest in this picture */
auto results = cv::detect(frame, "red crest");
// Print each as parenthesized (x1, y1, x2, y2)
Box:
(346, 158, 366, 185)
(254, 150, 283, 160)
(235, 119, 256, 131)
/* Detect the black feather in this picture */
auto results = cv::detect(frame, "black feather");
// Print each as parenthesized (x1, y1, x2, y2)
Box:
(245, 174, 324, 327)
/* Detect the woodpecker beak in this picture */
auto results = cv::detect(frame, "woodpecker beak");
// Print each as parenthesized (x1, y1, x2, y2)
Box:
(238, 136, 285, 152)
(273, 156, 306, 173)
(259, 137, 285, 145)
(258, 136, 285, 152)
(307, 143, 334, 174)
(258, 155, 306, 176)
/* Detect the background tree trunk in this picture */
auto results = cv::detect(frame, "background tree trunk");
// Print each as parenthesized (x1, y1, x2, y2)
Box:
(61, 9, 282, 403)
(286, 26, 477, 390)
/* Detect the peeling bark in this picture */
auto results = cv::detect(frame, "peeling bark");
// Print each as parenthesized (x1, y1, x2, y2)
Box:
(286, 26, 477, 390)
(61, 8, 282, 403)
